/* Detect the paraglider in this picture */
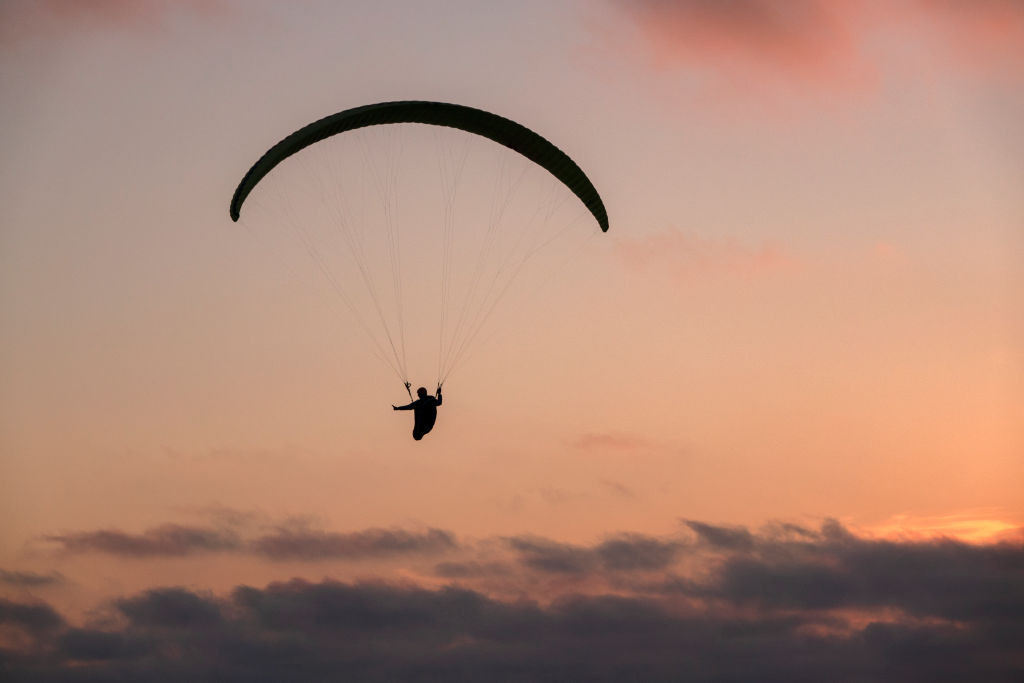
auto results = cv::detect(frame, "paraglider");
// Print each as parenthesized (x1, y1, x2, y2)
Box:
(229, 101, 607, 439)
(392, 383, 442, 440)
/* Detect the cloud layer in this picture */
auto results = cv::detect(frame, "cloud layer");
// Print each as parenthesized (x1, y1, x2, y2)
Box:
(6, 518, 1022, 681)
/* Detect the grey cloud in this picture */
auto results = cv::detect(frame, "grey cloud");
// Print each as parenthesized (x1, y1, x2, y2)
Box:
(508, 533, 685, 575)
(506, 537, 596, 575)
(661, 519, 1024, 630)
(56, 628, 150, 663)
(5, 571, 1022, 682)
(40, 523, 458, 562)
(232, 579, 516, 638)
(116, 587, 224, 630)
(45, 524, 241, 558)
(0, 569, 63, 587)
(685, 520, 757, 551)
(0, 598, 64, 636)
(250, 527, 457, 561)
(8, 519, 1022, 681)
(433, 561, 512, 579)
(596, 534, 683, 571)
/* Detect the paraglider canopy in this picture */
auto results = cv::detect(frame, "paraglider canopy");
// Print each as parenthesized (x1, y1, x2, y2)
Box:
(229, 100, 609, 232)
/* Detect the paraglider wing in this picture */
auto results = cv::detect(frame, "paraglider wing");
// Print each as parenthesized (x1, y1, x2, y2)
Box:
(229, 100, 609, 232)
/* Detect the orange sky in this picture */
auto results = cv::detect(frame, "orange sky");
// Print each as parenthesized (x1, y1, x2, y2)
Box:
(0, 3, 1022, 672)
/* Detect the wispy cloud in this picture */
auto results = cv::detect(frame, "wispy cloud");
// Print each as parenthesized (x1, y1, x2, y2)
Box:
(684, 520, 757, 551)
(0, 569, 64, 588)
(44, 524, 243, 558)
(251, 527, 458, 561)
(432, 561, 513, 579)
(616, 230, 792, 282)
(506, 536, 597, 575)
(505, 533, 685, 576)
(41, 522, 458, 562)
(596, 533, 685, 571)
(572, 431, 654, 451)
(600, 478, 636, 498)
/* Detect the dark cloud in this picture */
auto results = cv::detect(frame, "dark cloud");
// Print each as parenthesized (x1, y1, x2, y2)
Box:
(0, 569, 63, 587)
(685, 520, 757, 551)
(619, 519, 1024, 639)
(506, 537, 596, 575)
(0, 598, 64, 636)
(232, 579, 502, 637)
(115, 587, 224, 630)
(507, 533, 685, 575)
(45, 524, 242, 557)
(596, 534, 683, 571)
(4, 560, 1022, 682)
(56, 628, 150, 663)
(493, 519, 1024, 660)
(250, 527, 458, 561)
(711, 531, 1024, 625)
(433, 561, 513, 579)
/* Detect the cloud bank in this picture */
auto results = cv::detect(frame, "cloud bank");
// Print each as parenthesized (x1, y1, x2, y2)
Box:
(6, 519, 1021, 681)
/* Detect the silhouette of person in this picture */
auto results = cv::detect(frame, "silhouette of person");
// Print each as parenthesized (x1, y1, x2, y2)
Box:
(393, 384, 442, 440)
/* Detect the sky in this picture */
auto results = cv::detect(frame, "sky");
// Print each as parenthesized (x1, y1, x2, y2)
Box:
(1, 0, 1022, 680)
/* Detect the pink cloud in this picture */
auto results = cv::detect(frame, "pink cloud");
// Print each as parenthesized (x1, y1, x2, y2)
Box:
(607, 0, 878, 93)
(0, 0, 230, 47)
(601, 0, 1024, 102)
(919, 0, 1024, 70)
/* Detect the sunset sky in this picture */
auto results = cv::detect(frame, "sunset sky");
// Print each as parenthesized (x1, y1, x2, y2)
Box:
(1, 1, 1022, 679)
